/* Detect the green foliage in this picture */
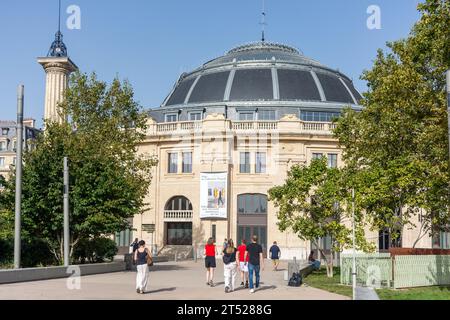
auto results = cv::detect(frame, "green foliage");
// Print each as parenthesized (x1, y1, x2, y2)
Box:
(377, 286, 450, 300)
(0, 72, 157, 266)
(268, 158, 375, 275)
(334, 0, 450, 243)
(73, 237, 118, 263)
(0, 237, 55, 268)
(0, 238, 13, 266)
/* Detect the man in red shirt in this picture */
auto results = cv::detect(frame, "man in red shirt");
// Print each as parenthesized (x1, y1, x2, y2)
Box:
(236, 239, 249, 288)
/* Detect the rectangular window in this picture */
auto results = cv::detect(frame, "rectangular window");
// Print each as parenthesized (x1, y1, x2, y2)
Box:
(165, 113, 178, 122)
(379, 229, 390, 251)
(238, 112, 254, 121)
(238, 194, 268, 214)
(258, 110, 276, 121)
(0, 157, 4, 167)
(0, 141, 6, 151)
(441, 231, 450, 249)
(328, 154, 338, 168)
(300, 111, 340, 122)
(182, 152, 192, 173)
(255, 152, 266, 173)
(239, 152, 251, 173)
(312, 153, 323, 160)
(168, 153, 178, 173)
(189, 112, 202, 121)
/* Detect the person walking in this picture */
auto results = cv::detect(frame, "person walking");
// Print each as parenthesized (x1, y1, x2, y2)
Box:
(130, 238, 139, 253)
(222, 239, 238, 293)
(237, 239, 249, 288)
(204, 237, 217, 287)
(269, 241, 281, 271)
(134, 240, 152, 294)
(244, 235, 264, 293)
(222, 238, 228, 255)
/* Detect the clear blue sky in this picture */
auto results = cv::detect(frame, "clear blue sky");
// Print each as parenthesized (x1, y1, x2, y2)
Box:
(0, 0, 422, 127)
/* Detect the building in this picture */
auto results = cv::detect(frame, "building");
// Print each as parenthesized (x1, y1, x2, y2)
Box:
(132, 42, 364, 259)
(0, 119, 40, 183)
(34, 32, 449, 256)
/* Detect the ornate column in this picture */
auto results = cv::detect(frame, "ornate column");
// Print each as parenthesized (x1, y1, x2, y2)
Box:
(37, 57, 78, 123)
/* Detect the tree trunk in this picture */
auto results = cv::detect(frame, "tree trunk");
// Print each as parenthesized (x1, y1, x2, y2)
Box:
(327, 251, 334, 278)
(412, 220, 429, 249)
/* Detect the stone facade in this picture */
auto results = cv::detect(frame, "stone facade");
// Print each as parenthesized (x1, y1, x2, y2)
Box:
(134, 113, 345, 259)
(0, 119, 39, 182)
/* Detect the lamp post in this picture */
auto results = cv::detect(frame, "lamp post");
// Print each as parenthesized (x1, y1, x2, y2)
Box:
(447, 70, 450, 171)
(63, 157, 69, 267)
(14, 85, 24, 269)
(352, 188, 356, 300)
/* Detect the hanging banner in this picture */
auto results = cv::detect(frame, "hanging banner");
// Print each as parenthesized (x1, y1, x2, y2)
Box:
(200, 172, 227, 219)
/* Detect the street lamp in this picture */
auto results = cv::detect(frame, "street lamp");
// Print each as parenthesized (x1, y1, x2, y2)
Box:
(63, 157, 69, 267)
(14, 85, 24, 269)
(352, 188, 356, 300)
(447, 70, 450, 169)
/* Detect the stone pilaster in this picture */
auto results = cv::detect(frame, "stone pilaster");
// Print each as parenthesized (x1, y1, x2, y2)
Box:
(37, 57, 78, 123)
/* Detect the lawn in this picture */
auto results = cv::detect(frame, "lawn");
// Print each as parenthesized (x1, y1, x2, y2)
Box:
(304, 266, 450, 300)
(376, 286, 450, 300)
(303, 267, 352, 298)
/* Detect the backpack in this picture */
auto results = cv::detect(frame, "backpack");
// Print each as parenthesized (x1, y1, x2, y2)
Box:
(288, 272, 302, 287)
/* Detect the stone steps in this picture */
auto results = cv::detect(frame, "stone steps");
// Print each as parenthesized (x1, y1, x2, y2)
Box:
(158, 245, 194, 261)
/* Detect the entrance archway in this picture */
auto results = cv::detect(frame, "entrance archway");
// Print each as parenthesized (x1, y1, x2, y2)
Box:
(164, 196, 193, 245)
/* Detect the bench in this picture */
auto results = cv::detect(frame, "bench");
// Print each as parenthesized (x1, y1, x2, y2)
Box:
(287, 260, 316, 280)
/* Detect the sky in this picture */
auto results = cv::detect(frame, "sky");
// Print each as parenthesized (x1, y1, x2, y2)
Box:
(0, 0, 422, 128)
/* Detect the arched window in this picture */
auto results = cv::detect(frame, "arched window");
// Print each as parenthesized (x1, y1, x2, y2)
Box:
(165, 196, 193, 211)
(237, 194, 267, 214)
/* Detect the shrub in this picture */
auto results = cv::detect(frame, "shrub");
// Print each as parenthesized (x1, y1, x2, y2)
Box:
(1, 237, 55, 268)
(73, 237, 118, 264)
(0, 238, 13, 266)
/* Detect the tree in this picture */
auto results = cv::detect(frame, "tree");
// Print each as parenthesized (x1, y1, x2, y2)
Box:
(1, 72, 157, 265)
(268, 158, 375, 277)
(334, 0, 450, 246)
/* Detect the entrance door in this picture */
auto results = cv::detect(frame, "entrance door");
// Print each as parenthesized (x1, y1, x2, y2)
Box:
(237, 226, 267, 256)
(166, 222, 192, 245)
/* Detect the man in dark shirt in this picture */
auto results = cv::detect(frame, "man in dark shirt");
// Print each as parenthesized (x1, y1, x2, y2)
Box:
(130, 238, 139, 264)
(130, 238, 139, 253)
(269, 241, 281, 271)
(244, 235, 264, 293)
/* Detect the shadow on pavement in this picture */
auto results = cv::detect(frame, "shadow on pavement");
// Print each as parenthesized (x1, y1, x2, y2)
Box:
(257, 285, 277, 291)
(150, 265, 188, 271)
(145, 287, 176, 294)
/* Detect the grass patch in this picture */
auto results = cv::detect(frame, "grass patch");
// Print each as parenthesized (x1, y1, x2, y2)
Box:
(305, 267, 450, 300)
(303, 267, 352, 298)
(377, 286, 450, 300)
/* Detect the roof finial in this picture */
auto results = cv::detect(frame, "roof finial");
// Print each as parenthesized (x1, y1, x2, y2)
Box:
(260, 0, 267, 42)
(47, 0, 68, 57)
(58, 0, 61, 33)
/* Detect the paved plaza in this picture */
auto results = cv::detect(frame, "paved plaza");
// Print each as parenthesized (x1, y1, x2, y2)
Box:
(0, 260, 348, 300)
